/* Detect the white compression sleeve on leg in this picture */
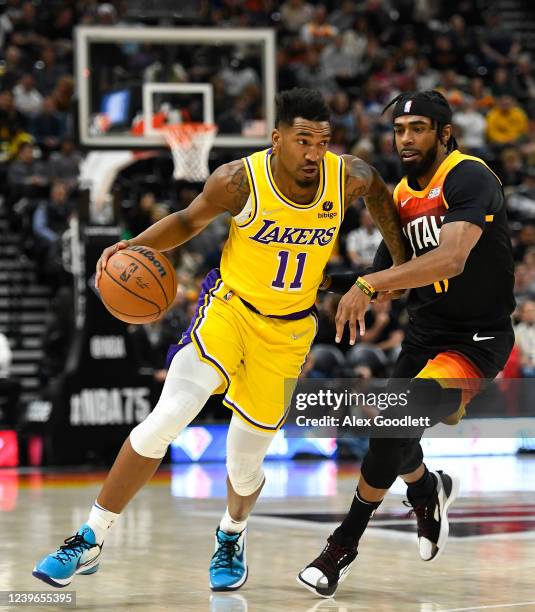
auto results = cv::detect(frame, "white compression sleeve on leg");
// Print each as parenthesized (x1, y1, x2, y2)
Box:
(130, 344, 222, 458)
(225, 414, 275, 497)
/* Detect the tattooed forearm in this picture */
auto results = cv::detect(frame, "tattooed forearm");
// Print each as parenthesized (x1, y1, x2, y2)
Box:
(223, 163, 251, 215)
(345, 157, 373, 207)
(364, 168, 412, 265)
(344, 156, 410, 265)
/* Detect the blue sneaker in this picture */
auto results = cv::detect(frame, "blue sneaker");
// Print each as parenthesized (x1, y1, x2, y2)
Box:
(209, 528, 248, 591)
(33, 524, 102, 588)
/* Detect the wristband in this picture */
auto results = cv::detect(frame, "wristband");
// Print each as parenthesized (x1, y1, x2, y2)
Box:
(354, 276, 376, 298)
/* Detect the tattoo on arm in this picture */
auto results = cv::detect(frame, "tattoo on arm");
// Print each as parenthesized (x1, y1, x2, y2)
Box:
(345, 157, 411, 265)
(224, 164, 251, 215)
(345, 158, 373, 207)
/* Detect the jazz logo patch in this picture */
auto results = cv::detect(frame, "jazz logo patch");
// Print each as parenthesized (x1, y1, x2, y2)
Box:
(428, 187, 441, 199)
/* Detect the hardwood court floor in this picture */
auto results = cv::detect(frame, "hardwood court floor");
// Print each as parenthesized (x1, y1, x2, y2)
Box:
(1, 456, 535, 612)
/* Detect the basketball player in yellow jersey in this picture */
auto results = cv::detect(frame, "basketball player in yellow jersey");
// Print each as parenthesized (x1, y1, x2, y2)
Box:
(33, 88, 409, 592)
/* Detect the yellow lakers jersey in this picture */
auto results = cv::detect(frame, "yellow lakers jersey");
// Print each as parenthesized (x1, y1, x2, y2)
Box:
(220, 148, 345, 316)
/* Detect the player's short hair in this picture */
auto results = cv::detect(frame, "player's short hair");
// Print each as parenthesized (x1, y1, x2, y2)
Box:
(275, 88, 330, 127)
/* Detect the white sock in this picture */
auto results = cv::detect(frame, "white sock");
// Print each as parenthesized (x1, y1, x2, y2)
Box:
(219, 508, 247, 534)
(87, 501, 120, 544)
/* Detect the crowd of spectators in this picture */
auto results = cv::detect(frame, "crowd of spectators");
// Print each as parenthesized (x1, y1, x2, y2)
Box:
(1, 0, 535, 421)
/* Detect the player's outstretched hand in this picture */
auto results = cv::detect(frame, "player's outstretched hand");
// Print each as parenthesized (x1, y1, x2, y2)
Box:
(95, 240, 130, 290)
(335, 284, 372, 345)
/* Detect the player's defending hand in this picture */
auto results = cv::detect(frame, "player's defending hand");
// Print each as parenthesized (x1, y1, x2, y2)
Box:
(95, 240, 130, 290)
(335, 285, 371, 345)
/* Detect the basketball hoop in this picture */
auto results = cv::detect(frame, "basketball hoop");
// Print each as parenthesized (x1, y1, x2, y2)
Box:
(163, 122, 217, 182)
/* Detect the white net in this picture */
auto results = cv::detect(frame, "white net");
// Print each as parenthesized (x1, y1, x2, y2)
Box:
(163, 122, 217, 182)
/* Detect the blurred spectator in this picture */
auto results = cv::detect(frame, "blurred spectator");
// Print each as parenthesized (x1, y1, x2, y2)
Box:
(430, 33, 463, 72)
(125, 192, 158, 238)
(129, 292, 192, 389)
(300, 4, 338, 49)
(414, 56, 440, 92)
(38, 287, 74, 385)
(486, 95, 529, 147)
(514, 300, 535, 377)
(13, 72, 43, 117)
(276, 49, 298, 92)
(514, 263, 535, 302)
(523, 247, 535, 297)
(46, 138, 81, 189)
(295, 47, 337, 96)
(32, 46, 68, 96)
(507, 170, 535, 223)
(30, 96, 64, 153)
(0, 12, 14, 51)
(0, 89, 31, 163)
(499, 148, 524, 188)
(438, 69, 465, 107)
(303, 344, 346, 378)
(320, 35, 360, 85)
(513, 224, 535, 263)
(217, 95, 253, 135)
(96, 3, 118, 26)
(453, 98, 487, 157)
(328, 1, 357, 32)
(361, 300, 404, 363)
(51, 75, 74, 113)
(7, 142, 48, 209)
(372, 131, 402, 186)
(468, 76, 494, 113)
(345, 208, 382, 271)
(448, 14, 478, 66)
(329, 91, 357, 144)
(9, 1, 48, 57)
(512, 54, 535, 116)
(280, 0, 315, 34)
(32, 180, 73, 287)
(217, 55, 259, 98)
(479, 11, 521, 69)
(0, 45, 25, 90)
(490, 67, 514, 98)
(341, 14, 369, 66)
(48, 6, 75, 43)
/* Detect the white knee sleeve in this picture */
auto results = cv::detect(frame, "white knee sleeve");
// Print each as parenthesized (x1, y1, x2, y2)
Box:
(130, 344, 222, 459)
(226, 415, 274, 497)
(130, 385, 205, 458)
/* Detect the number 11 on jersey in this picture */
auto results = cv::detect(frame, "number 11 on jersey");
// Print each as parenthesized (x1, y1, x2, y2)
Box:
(272, 250, 307, 290)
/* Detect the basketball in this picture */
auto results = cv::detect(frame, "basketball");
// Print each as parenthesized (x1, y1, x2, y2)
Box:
(99, 246, 177, 324)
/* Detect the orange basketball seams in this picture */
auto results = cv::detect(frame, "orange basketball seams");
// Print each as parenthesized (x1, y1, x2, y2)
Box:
(98, 247, 177, 324)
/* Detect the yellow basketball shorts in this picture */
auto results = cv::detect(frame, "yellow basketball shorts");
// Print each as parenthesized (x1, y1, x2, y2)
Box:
(166, 269, 318, 432)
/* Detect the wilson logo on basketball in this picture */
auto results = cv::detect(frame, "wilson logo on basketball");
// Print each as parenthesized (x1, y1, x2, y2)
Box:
(128, 246, 168, 278)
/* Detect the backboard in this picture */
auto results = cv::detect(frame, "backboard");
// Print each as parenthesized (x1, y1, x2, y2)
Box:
(75, 26, 276, 149)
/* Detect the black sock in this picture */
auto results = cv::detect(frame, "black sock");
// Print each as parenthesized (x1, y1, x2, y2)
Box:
(406, 466, 436, 507)
(332, 488, 382, 547)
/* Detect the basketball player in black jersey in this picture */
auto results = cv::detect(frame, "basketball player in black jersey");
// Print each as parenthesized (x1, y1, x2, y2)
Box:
(298, 90, 515, 597)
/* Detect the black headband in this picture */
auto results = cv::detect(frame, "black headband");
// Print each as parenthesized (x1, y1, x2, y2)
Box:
(390, 94, 452, 124)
